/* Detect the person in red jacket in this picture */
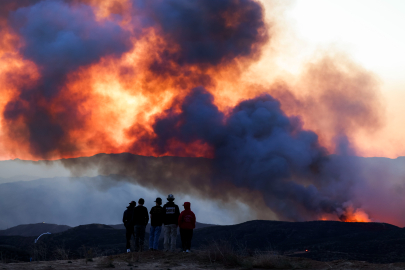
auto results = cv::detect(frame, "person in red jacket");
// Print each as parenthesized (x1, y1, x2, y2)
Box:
(178, 202, 196, 252)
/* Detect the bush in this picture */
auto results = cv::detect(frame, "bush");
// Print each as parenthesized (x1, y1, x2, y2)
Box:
(197, 240, 250, 268)
(252, 253, 294, 269)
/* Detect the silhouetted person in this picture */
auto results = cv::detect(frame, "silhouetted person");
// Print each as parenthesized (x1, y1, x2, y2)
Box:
(133, 198, 149, 252)
(149, 197, 164, 250)
(122, 201, 136, 252)
(178, 202, 196, 252)
(163, 194, 180, 251)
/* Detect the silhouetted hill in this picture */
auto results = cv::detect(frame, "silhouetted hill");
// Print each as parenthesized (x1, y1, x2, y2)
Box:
(1, 220, 405, 263)
(0, 224, 126, 262)
(41, 224, 127, 257)
(192, 220, 405, 263)
(0, 223, 71, 237)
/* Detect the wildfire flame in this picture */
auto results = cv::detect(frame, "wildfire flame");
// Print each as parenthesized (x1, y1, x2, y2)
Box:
(339, 206, 372, 223)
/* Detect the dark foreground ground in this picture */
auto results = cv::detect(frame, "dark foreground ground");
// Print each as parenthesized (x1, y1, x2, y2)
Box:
(2, 250, 405, 270)
(0, 220, 405, 265)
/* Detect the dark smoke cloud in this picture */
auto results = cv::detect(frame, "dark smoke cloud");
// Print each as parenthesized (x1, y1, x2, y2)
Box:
(0, 0, 42, 20)
(133, 0, 268, 69)
(4, 0, 132, 156)
(9, 0, 130, 98)
(149, 87, 349, 220)
(61, 88, 364, 221)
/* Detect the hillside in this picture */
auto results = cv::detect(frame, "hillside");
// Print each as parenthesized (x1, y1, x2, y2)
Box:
(192, 220, 405, 263)
(1, 220, 405, 263)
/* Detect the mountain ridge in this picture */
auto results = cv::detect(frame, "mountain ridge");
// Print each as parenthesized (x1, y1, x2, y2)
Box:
(1, 220, 405, 263)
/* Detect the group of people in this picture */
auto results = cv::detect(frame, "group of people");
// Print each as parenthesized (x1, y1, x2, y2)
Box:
(122, 194, 196, 253)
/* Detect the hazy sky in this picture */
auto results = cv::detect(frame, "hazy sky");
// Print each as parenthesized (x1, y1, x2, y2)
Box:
(290, 0, 405, 81)
(273, 0, 405, 157)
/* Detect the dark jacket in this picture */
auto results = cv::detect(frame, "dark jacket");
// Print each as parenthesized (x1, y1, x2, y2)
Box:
(150, 205, 164, 227)
(133, 205, 149, 226)
(122, 206, 135, 228)
(163, 201, 180, 225)
(178, 202, 196, 230)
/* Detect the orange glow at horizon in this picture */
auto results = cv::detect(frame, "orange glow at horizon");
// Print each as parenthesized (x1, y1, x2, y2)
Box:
(340, 207, 372, 223)
(319, 207, 372, 223)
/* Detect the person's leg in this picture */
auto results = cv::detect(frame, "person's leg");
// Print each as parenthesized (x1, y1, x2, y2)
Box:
(153, 226, 162, 250)
(134, 225, 140, 251)
(149, 226, 156, 250)
(187, 229, 193, 251)
(164, 225, 170, 251)
(126, 227, 133, 250)
(183, 229, 189, 251)
(179, 228, 186, 251)
(139, 225, 146, 251)
(170, 224, 177, 251)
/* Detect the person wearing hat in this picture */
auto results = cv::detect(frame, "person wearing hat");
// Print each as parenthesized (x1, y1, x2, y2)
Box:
(162, 194, 180, 251)
(122, 201, 136, 253)
(178, 202, 196, 252)
(149, 197, 164, 250)
(133, 198, 149, 252)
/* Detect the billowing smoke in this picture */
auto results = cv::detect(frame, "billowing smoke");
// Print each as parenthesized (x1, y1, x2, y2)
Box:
(1, 0, 268, 158)
(126, 87, 368, 221)
(151, 87, 335, 221)
(0, 0, 398, 225)
(132, 0, 268, 67)
(4, 0, 131, 157)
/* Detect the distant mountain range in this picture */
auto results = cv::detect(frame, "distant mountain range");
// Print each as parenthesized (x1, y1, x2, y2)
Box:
(0, 222, 213, 237)
(0, 220, 404, 263)
(0, 223, 71, 237)
(0, 175, 42, 184)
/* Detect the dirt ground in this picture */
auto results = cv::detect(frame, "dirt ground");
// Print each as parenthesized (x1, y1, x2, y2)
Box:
(1, 250, 405, 270)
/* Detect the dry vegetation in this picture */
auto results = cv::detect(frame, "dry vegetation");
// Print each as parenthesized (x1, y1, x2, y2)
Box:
(1, 242, 405, 269)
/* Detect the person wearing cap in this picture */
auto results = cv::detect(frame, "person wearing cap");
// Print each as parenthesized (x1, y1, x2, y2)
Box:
(133, 198, 149, 252)
(162, 194, 180, 251)
(149, 197, 164, 250)
(122, 201, 136, 253)
(178, 202, 196, 252)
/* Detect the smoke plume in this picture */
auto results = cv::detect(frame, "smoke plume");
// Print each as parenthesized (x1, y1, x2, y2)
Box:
(0, 0, 398, 225)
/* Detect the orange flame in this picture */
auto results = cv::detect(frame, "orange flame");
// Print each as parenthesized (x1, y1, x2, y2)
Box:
(339, 206, 372, 223)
